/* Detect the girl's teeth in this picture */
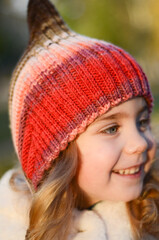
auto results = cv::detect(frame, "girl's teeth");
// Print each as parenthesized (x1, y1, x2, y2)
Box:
(129, 168, 135, 174)
(125, 169, 129, 174)
(119, 170, 124, 174)
(114, 166, 140, 175)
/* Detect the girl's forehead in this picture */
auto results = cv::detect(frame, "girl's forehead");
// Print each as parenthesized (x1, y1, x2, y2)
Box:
(95, 97, 148, 123)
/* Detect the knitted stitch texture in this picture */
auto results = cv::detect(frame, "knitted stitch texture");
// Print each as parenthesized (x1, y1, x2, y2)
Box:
(9, 0, 153, 189)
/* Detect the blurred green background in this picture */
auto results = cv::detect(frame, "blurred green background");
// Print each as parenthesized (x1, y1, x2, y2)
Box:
(0, 0, 159, 177)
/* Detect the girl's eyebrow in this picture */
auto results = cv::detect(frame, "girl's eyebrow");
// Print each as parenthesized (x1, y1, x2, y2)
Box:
(95, 105, 148, 123)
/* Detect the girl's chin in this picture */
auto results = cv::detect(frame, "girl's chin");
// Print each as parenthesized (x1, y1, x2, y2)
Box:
(103, 187, 143, 202)
(116, 189, 143, 202)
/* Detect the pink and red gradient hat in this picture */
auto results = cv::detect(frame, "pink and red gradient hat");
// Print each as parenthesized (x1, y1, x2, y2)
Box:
(9, 0, 153, 190)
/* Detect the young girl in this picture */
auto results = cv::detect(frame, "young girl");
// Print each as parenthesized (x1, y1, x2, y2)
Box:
(0, 0, 159, 239)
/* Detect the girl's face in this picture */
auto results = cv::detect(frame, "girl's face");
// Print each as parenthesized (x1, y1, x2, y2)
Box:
(76, 97, 156, 205)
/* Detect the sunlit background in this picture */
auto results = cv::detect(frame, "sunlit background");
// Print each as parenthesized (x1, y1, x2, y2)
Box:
(0, 0, 159, 176)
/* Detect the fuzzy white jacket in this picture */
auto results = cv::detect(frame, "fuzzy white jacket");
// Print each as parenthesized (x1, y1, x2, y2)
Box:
(0, 170, 155, 240)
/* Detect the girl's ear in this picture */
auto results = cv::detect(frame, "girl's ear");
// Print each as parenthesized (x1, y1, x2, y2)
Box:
(27, 0, 71, 43)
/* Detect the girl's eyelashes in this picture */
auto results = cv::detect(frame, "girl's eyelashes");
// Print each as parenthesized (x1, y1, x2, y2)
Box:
(98, 115, 150, 135)
(100, 124, 120, 135)
(138, 117, 150, 132)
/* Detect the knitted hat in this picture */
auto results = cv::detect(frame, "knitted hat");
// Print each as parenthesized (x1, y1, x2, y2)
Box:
(9, 0, 153, 190)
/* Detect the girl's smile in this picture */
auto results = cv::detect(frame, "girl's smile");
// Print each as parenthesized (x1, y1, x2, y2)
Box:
(113, 164, 141, 174)
(76, 97, 156, 205)
(112, 163, 144, 176)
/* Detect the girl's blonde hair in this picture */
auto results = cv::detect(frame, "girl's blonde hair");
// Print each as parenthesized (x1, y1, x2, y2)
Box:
(127, 144, 159, 239)
(10, 142, 159, 240)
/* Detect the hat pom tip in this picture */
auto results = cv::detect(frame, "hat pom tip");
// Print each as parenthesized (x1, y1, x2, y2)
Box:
(27, 0, 70, 42)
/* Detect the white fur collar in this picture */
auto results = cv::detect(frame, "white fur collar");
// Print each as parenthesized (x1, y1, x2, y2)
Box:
(69, 201, 133, 240)
(0, 170, 30, 240)
(0, 170, 133, 240)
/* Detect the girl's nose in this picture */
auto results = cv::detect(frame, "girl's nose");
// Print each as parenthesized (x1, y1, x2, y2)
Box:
(124, 129, 148, 155)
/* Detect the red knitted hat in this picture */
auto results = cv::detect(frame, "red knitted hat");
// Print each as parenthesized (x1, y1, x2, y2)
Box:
(9, 0, 153, 190)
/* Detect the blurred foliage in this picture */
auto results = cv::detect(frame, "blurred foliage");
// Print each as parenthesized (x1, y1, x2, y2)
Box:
(0, 0, 159, 177)
(54, 0, 159, 59)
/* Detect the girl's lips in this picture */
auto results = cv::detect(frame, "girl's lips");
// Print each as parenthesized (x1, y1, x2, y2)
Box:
(112, 164, 144, 176)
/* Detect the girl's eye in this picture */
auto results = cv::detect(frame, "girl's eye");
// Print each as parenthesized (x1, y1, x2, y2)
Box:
(138, 118, 150, 131)
(102, 125, 119, 135)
